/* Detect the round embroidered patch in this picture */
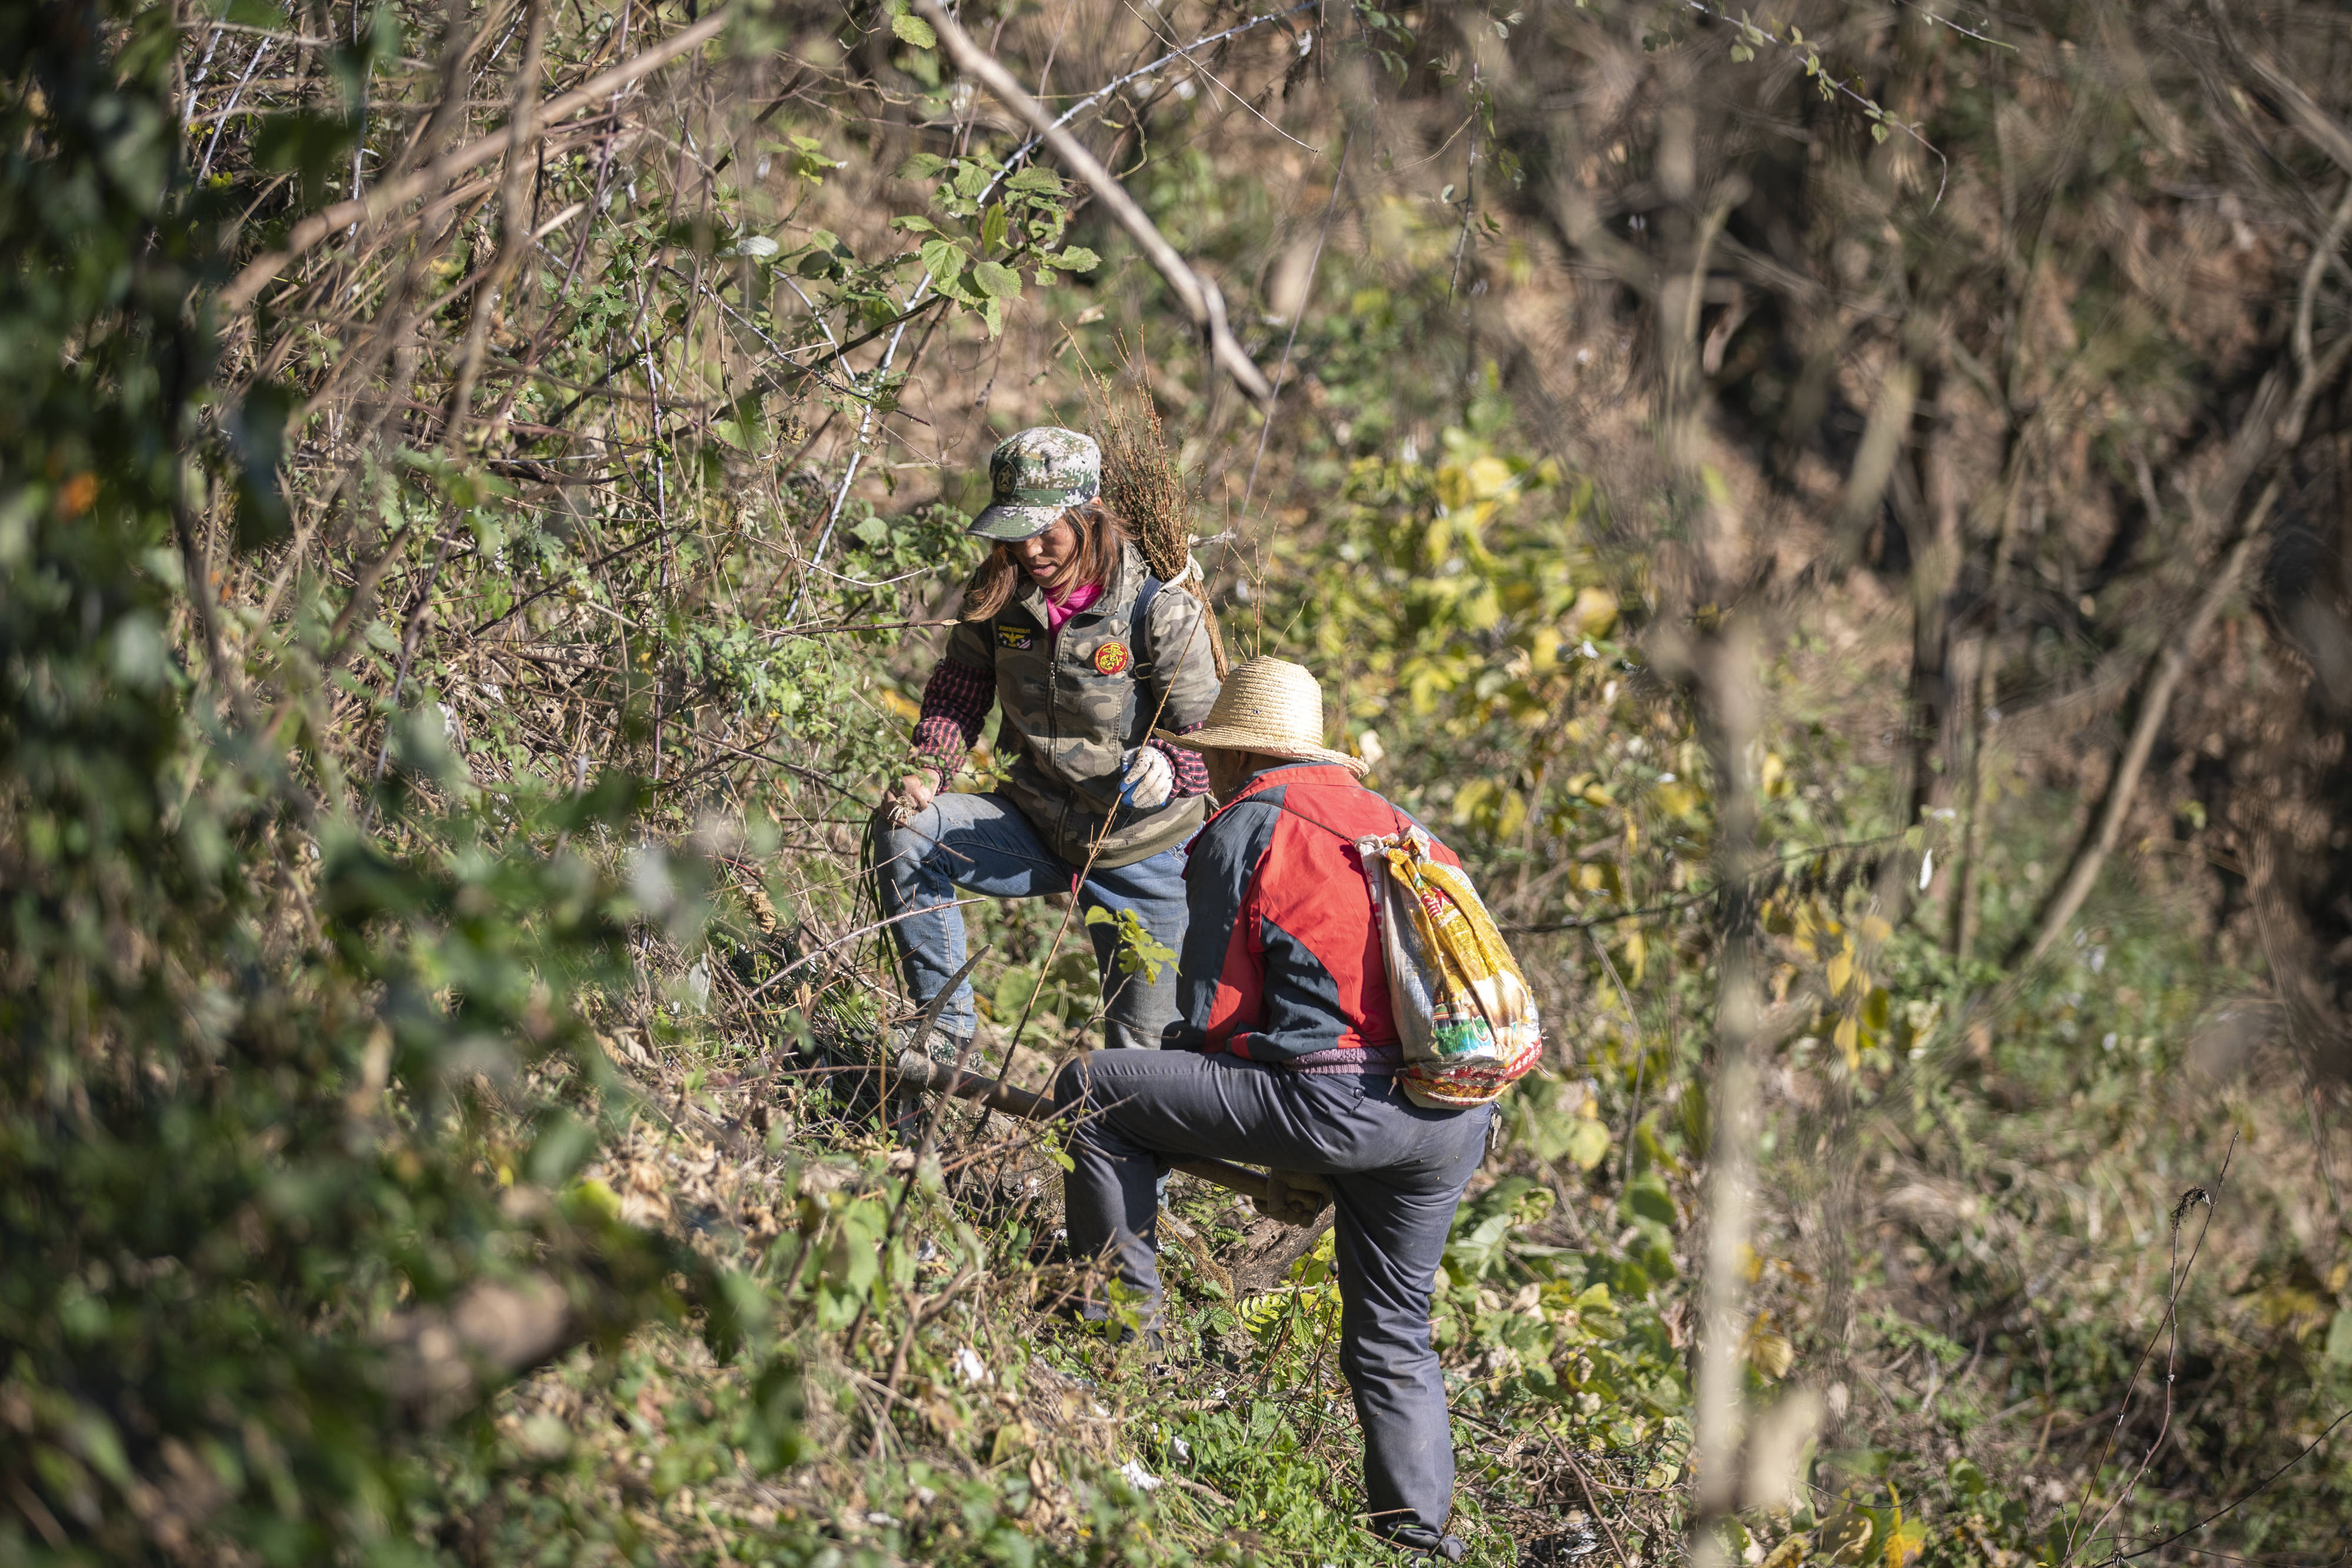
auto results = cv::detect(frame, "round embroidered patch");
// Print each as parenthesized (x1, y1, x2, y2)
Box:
(1093, 640, 1132, 676)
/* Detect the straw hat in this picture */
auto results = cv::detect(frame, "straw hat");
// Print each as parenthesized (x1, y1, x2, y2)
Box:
(1157, 657, 1367, 775)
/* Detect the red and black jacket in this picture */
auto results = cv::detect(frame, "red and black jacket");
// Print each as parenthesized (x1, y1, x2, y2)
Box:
(1170, 763, 1463, 1069)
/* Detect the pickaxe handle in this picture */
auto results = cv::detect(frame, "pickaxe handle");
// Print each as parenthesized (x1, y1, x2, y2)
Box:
(893, 1051, 1273, 1206)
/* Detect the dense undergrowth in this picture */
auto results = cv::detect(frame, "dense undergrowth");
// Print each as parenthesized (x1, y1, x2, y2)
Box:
(8, 0, 2352, 1564)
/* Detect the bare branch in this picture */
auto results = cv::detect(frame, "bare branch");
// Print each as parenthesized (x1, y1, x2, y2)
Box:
(2016, 305, 2352, 968)
(217, 5, 733, 312)
(2229, 39, 2352, 178)
(908, 0, 1276, 404)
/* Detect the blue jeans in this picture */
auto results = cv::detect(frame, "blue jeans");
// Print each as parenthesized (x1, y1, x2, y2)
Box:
(873, 792, 1189, 1049)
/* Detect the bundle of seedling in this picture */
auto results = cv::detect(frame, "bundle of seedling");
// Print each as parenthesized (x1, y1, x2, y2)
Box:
(1085, 357, 1230, 677)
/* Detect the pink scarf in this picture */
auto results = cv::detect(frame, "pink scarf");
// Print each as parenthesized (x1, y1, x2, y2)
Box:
(1043, 579, 1101, 637)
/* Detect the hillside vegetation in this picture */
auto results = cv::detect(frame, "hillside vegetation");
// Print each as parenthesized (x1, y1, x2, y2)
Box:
(6, 1, 2352, 1564)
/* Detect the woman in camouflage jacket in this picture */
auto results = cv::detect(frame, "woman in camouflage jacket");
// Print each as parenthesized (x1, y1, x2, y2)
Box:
(874, 426, 1222, 1057)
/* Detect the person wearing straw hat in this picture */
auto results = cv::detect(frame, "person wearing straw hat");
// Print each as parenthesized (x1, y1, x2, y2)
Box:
(873, 426, 1222, 1064)
(1051, 657, 1486, 1564)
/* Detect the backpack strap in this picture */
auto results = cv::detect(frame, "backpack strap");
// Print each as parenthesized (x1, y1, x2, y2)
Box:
(1129, 571, 1164, 680)
(1262, 794, 1411, 851)
(1122, 572, 1164, 752)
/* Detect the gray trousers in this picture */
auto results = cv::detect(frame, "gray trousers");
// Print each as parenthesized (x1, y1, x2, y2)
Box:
(1051, 1048, 1492, 1538)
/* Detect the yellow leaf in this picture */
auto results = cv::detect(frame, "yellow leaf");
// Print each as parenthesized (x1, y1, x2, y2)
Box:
(1485, 788, 1527, 840)
(880, 687, 921, 723)
(1826, 947, 1853, 997)
(1528, 626, 1562, 672)
(1760, 751, 1788, 797)
(988, 1419, 1038, 1465)
(1461, 580, 1502, 631)
(1566, 584, 1618, 638)
(1834, 1013, 1860, 1068)
(1742, 1311, 1795, 1382)
(568, 1178, 622, 1223)
(1424, 516, 1453, 564)
(1622, 930, 1647, 985)
(1820, 1509, 1875, 1564)
(1860, 914, 1893, 945)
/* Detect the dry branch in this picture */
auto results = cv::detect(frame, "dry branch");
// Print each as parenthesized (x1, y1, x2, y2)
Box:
(2013, 516, 2264, 969)
(889, 1054, 1281, 1208)
(378, 1273, 571, 1412)
(2016, 195, 2352, 968)
(908, 0, 1276, 404)
(216, 5, 733, 312)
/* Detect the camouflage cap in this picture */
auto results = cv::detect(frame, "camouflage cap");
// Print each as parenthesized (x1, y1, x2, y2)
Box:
(968, 426, 1101, 541)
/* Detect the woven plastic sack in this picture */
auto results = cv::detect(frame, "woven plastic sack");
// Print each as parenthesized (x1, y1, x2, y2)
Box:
(1357, 827, 1544, 1108)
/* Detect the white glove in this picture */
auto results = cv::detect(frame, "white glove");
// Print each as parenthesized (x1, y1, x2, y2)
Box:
(1121, 745, 1174, 810)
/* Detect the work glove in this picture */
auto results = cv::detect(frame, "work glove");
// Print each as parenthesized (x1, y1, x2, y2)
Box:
(1252, 1169, 1333, 1227)
(1120, 745, 1174, 810)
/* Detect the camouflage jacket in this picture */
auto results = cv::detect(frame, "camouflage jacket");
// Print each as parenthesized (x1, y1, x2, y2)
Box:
(933, 541, 1221, 867)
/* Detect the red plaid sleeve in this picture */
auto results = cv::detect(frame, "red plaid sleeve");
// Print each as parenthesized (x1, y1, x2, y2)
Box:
(909, 657, 994, 778)
(1151, 721, 1212, 798)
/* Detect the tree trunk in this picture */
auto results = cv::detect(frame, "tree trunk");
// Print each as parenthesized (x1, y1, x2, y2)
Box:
(1901, 366, 1965, 841)
(2012, 515, 2266, 968)
(1688, 621, 1766, 1558)
(1953, 486, 2036, 962)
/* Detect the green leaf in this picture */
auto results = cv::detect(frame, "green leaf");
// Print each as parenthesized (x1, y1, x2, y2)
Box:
(919, 238, 968, 282)
(1005, 166, 1064, 195)
(227, 380, 295, 551)
(891, 9, 937, 47)
(2328, 1309, 2352, 1366)
(971, 260, 1023, 299)
(250, 111, 359, 207)
(1624, 1172, 1676, 1226)
(979, 200, 1007, 252)
(889, 215, 938, 233)
(1041, 245, 1100, 272)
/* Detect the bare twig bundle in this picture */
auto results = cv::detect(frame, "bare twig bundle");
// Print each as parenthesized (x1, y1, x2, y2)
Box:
(1084, 349, 1228, 677)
